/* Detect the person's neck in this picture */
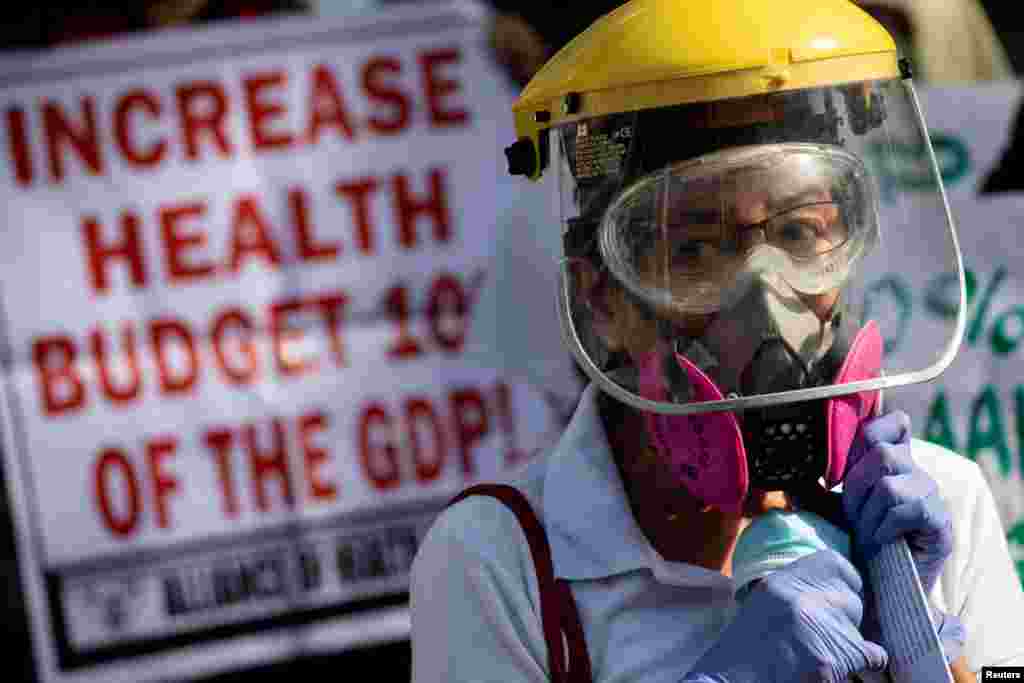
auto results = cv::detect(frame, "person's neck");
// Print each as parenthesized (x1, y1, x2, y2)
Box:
(597, 392, 749, 574)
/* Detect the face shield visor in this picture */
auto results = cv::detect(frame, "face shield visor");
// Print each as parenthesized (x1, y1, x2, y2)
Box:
(555, 78, 966, 501)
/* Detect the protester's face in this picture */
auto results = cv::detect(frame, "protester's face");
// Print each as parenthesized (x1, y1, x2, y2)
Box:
(600, 166, 846, 363)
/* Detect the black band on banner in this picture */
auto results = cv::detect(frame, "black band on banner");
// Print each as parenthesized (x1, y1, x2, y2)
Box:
(44, 515, 430, 671)
(47, 569, 409, 671)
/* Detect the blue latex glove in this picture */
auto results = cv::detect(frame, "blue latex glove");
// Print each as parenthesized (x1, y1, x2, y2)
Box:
(841, 410, 954, 596)
(683, 550, 888, 683)
(842, 410, 962, 662)
(932, 607, 966, 664)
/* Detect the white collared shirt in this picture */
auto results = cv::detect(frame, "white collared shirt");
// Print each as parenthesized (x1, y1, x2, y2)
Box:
(410, 384, 1024, 682)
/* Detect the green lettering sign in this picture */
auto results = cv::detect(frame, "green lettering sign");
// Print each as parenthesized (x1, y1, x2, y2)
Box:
(1008, 521, 1024, 589)
(923, 271, 963, 321)
(991, 305, 1024, 355)
(870, 132, 971, 203)
(967, 384, 1012, 477)
(924, 389, 959, 453)
(862, 274, 912, 355)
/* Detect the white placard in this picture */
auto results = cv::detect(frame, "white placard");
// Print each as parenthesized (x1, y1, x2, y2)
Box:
(0, 4, 565, 681)
(865, 82, 1024, 588)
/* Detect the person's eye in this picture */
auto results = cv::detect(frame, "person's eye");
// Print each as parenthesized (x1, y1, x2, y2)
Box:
(674, 240, 716, 266)
(775, 219, 820, 250)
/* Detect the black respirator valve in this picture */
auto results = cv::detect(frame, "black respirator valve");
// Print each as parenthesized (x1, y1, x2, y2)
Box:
(743, 399, 829, 491)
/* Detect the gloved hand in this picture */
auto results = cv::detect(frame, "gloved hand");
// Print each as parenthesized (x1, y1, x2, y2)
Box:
(842, 410, 963, 663)
(841, 410, 954, 596)
(683, 550, 888, 683)
(932, 607, 966, 664)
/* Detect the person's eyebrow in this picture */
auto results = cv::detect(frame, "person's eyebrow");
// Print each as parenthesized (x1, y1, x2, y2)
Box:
(767, 186, 832, 212)
(668, 208, 723, 225)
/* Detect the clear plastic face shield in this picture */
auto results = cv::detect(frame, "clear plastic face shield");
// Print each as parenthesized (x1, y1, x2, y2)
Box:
(556, 79, 965, 502)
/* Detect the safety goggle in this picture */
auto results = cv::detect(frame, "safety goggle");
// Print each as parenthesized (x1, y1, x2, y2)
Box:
(598, 143, 878, 314)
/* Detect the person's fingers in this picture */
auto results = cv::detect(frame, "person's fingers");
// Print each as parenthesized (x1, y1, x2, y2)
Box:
(828, 576, 866, 626)
(875, 494, 953, 557)
(844, 411, 911, 476)
(842, 440, 915, 527)
(860, 639, 890, 672)
(787, 549, 864, 596)
(861, 410, 911, 448)
(854, 473, 934, 553)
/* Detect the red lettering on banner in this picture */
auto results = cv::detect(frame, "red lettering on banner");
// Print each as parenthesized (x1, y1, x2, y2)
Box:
(245, 419, 294, 512)
(5, 107, 34, 186)
(204, 428, 239, 518)
(244, 70, 295, 152)
(201, 411, 333, 518)
(228, 195, 283, 272)
(358, 403, 401, 490)
(81, 386, 517, 538)
(291, 187, 340, 262)
(78, 170, 448, 298)
(33, 336, 86, 416)
(427, 272, 468, 353)
(335, 176, 379, 254)
(306, 64, 355, 144)
(383, 272, 474, 362)
(419, 47, 469, 128)
(6, 49, 475, 186)
(176, 81, 232, 162)
(495, 381, 527, 467)
(450, 388, 487, 477)
(314, 292, 348, 366)
(30, 267, 479, 417)
(43, 96, 104, 183)
(91, 324, 142, 404)
(146, 436, 179, 529)
(269, 297, 316, 377)
(160, 201, 216, 284)
(393, 166, 451, 248)
(299, 411, 336, 501)
(91, 436, 193, 538)
(405, 397, 445, 483)
(87, 413, 343, 539)
(362, 56, 411, 135)
(81, 212, 149, 294)
(149, 318, 199, 395)
(384, 284, 422, 360)
(356, 387, 494, 490)
(30, 288, 350, 416)
(210, 307, 259, 385)
(114, 90, 167, 168)
(94, 447, 142, 537)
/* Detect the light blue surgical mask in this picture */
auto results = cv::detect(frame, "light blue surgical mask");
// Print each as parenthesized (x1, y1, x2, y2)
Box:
(733, 509, 852, 601)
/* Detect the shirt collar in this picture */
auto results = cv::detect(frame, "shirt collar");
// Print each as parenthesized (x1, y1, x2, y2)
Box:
(543, 384, 652, 580)
(542, 384, 738, 593)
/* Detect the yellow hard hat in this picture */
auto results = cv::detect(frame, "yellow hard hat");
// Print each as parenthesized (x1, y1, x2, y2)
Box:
(506, 0, 898, 180)
(521, 0, 965, 444)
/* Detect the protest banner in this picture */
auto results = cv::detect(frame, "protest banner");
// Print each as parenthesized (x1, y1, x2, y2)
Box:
(0, 3, 564, 681)
(863, 81, 1024, 586)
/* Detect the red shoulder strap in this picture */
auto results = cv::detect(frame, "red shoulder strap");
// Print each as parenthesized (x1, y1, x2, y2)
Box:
(448, 484, 593, 683)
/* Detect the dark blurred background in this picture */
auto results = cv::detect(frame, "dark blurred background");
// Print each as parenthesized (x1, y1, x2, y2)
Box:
(980, 2, 1024, 73)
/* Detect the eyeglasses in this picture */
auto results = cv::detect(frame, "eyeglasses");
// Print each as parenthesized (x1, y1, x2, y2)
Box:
(662, 201, 850, 275)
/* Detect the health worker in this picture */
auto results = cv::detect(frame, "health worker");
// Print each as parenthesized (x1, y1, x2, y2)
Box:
(410, 1, 1024, 681)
